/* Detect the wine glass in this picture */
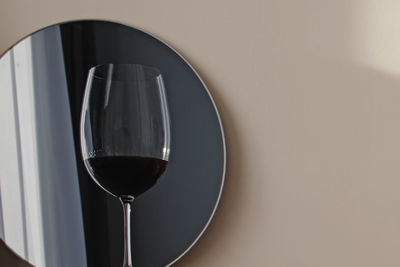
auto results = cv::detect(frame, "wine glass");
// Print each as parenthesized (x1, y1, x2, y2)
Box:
(80, 64, 171, 267)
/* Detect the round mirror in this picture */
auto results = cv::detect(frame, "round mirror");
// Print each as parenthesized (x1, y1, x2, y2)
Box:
(0, 20, 225, 267)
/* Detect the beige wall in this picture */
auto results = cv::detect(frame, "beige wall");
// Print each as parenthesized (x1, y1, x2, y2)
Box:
(2, 1, 400, 266)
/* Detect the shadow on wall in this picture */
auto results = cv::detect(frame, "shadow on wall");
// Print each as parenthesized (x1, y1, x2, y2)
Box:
(176, 1, 400, 266)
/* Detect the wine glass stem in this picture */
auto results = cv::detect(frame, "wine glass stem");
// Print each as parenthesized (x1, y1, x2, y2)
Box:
(122, 197, 134, 267)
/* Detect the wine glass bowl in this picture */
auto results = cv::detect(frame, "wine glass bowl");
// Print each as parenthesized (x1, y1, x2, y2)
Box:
(80, 63, 171, 266)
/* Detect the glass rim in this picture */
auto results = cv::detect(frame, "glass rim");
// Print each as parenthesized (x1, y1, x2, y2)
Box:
(88, 63, 163, 81)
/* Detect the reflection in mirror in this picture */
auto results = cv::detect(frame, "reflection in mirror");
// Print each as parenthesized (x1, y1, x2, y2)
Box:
(0, 26, 87, 267)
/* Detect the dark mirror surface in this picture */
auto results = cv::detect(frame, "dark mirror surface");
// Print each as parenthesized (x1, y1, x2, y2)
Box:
(0, 20, 225, 267)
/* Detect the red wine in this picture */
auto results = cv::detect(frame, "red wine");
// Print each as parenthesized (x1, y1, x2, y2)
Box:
(86, 156, 168, 198)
